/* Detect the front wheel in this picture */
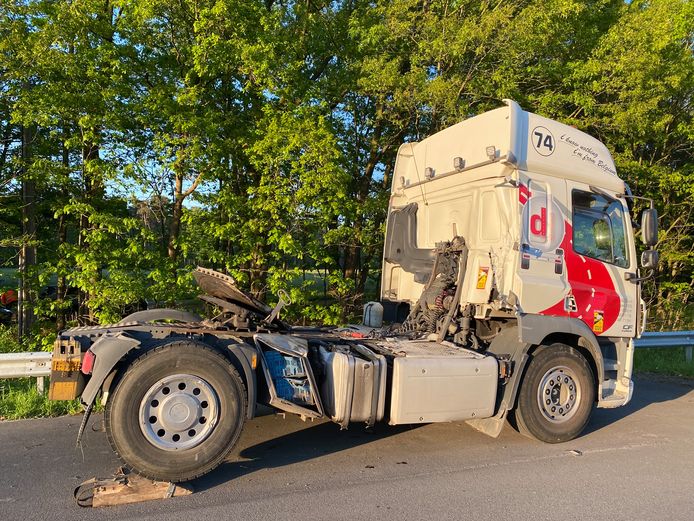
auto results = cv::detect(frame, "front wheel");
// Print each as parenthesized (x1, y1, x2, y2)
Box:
(105, 340, 247, 482)
(514, 344, 595, 443)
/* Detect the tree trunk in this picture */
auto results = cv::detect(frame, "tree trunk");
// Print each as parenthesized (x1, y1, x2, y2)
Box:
(343, 237, 361, 282)
(18, 124, 36, 340)
(56, 213, 67, 330)
(249, 241, 269, 301)
(55, 128, 71, 330)
(344, 104, 384, 294)
(78, 142, 102, 324)
(167, 164, 204, 262)
(167, 173, 184, 261)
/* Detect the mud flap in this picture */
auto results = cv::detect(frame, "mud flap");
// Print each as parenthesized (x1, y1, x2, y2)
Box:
(465, 408, 508, 438)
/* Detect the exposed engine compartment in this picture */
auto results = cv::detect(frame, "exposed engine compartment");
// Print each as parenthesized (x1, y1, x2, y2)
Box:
(374, 237, 507, 351)
(388, 236, 468, 341)
(193, 255, 508, 356)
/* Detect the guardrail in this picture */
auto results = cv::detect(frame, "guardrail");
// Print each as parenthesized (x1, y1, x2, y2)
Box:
(635, 331, 694, 363)
(0, 331, 692, 393)
(0, 352, 51, 392)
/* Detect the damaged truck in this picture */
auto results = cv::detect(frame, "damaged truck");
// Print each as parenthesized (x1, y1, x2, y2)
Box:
(48, 100, 659, 482)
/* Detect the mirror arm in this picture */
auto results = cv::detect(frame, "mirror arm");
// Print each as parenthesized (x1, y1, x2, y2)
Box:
(625, 270, 655, 284)
(619, 193, 655, 209)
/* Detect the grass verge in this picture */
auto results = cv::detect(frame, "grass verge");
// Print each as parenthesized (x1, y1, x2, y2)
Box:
(0, 324, 83, 420)
(633, 347, 694, 378)
(0, 378, 82, 421)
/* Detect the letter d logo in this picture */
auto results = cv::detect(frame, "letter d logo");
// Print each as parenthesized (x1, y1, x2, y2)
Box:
(531, 207, 547, 237)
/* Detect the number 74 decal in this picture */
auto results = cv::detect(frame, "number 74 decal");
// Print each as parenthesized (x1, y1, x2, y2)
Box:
(532, 126, 555, 157)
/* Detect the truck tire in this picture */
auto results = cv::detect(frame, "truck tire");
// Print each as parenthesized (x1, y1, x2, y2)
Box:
(105, 340, 246, 482)
(514, 344, 594, 443)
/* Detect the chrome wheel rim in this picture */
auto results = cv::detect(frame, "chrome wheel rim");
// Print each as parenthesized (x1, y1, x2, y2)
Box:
(536, 366, 581, 424)
(139, 374, 219, 451)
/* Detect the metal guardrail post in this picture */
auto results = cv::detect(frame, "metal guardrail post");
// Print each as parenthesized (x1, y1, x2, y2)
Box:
(635, 331, 694, 363)
(0, 352, 52, 392)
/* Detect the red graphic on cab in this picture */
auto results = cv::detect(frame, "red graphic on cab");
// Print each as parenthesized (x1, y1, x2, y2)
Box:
(520, 186, 621, 335)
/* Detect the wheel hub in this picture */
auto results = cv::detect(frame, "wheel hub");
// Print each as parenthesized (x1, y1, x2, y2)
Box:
(139, 374, 219, 451)
(537, 366, 581, 424)
(159, 393, 200, 432)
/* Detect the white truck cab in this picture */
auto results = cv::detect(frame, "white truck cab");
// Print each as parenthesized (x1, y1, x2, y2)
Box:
(381, 99, 657, 424)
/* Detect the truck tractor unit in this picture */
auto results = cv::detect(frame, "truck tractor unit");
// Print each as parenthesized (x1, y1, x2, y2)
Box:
(48, 100, 658, 483)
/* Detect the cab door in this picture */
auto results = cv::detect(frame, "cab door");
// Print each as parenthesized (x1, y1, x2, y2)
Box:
(564, 182, 638, 337)
(516, 171, 570, 317)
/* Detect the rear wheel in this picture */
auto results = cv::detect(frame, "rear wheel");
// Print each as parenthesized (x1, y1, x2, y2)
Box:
(105, 340, 246, 482)
(514, 344, 595, 443)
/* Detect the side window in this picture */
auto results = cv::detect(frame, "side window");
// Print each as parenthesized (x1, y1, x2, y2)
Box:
(572, 190, 629, 268)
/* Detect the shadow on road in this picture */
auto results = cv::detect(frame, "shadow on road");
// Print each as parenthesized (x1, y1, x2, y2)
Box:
(193, 374, 693, 491)
(583, 373, 694, 436)
(193, 419, 422, 491)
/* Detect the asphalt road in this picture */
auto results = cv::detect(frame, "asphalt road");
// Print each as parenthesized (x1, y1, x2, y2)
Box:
(1, 375, 693, 520)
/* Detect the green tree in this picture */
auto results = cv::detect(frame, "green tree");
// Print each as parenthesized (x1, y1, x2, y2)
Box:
(565, 0, 694, 329)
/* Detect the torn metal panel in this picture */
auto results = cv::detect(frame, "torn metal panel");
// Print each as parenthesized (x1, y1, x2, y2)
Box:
(193, 267, 272, 316)
(255, 333, 308, 357)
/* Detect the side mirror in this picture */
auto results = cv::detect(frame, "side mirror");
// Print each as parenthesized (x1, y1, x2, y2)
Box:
(641, 208, 658, 246)
(641, 249, 659, 269)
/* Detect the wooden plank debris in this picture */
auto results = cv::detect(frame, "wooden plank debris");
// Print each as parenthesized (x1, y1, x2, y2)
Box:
(75, 469, 193, 507)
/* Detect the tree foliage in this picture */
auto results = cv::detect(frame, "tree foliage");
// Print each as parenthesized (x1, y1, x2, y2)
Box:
(0, 0, 692, 331)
